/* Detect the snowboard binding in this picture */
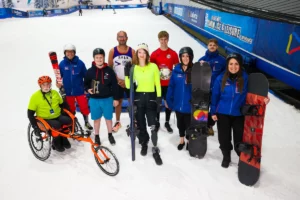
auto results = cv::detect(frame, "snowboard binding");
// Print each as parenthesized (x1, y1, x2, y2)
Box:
(237, 142, 261, 163)
(241, 104, 264, 116)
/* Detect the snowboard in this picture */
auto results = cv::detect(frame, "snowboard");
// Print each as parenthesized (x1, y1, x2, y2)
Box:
(238, 73, 269, 186)
(49, 52, 66, 99)
(187, 62, 211, 158)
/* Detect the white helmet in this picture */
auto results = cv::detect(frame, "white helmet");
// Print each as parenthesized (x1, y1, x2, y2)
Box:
(63, 44, 76, 54)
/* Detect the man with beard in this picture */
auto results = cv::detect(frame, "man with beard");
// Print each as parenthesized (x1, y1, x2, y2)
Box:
(108, 31, 136, 133)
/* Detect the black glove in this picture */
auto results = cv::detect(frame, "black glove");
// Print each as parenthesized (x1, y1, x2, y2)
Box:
(156, 97, 162, 113)
(33, 126, 41, 138)
(186, 67, 192, 84)
(124, 62, 132, 77)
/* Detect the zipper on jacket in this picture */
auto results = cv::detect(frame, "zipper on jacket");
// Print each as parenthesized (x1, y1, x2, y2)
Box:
(180, 72, 185, 111)
(71, 61, 73, 95)
(229, 80, 234, 115)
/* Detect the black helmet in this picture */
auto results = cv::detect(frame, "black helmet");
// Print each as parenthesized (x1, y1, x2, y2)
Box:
(226, 53, 243, 66)
(179, 47, 194, 64)
(93, 48, 105, 57)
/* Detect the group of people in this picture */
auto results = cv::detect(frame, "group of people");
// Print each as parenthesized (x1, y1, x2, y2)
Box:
(27, 30, 269, 167)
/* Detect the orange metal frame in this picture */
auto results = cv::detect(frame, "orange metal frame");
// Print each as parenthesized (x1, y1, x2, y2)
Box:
(35, 109, 109, 164)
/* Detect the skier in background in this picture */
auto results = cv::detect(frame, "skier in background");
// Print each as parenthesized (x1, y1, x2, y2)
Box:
(43, 8, 47, 17)
(79, 7, 82, 16)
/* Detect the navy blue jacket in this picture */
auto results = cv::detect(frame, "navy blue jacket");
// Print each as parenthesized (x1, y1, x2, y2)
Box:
(198, 50, 226, 90)
(59, 56, 87, 96)
(84, 62, 119, 100)
(166, 63, 192, 114)
(211, 71, 248, 116)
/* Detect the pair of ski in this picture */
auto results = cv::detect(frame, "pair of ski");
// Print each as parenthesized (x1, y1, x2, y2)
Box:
(185, 62, 269, 187)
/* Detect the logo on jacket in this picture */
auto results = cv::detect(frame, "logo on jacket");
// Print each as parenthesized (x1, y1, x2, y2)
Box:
(166, 54, 171, 59)
(225, 81, 230, 86)
(64, 67, 69, 70)
(104, 73, 110, 79)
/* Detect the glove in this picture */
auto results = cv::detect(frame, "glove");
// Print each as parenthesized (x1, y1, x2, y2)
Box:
(124, 62, 132, 77)
(156, 97, 162, 113)
(33, 126, 41, 138)
(186, 67, 192, 84)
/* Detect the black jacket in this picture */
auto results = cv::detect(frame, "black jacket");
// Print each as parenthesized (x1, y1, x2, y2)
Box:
(84, 62, 119, 100)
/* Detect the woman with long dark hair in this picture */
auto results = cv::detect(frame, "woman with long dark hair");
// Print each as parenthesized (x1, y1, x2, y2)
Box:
(211, 53, 248, 168)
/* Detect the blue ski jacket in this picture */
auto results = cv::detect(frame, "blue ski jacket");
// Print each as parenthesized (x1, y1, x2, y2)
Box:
(198, 50, 226, 90)
(166, 63, 192, 114)
(59, 56, 87, 96)
(210, 71, 248, 116)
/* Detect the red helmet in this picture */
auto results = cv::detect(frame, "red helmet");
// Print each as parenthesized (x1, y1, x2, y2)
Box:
(38, 76, 52, 85)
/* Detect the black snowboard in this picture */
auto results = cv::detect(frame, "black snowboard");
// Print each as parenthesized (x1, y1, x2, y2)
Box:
(187, 62, 211, 158)
(238, 73, 269, 186)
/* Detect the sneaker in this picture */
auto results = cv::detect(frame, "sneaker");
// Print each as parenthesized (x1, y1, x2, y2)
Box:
(95, 135, 101, 145)
(177, 142, 185, 150)
(165, 122, 173, 133)
(85, 121, 93, 130)
(141, 143, 148, 156)
(221, 151, 231, 168)
(52, 136, 65, 152)
(62, 137, 71, 149)
(152, 147, 163, 165)
(207, 126, 214, 136)
(108, 134, 116, 145)
(112, 122, 121, 133)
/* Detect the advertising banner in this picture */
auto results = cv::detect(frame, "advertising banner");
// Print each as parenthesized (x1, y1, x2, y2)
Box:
(204, 10, 258, 52)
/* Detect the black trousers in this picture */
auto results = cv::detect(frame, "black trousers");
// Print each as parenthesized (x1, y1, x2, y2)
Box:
(216, 114, 245, 155)
(175, 111, 191, 139)
(207, 113, 216, 127)
(156, 86, 171, 123)
(134, 92, 157, 144)
(45, 115, 72, 130)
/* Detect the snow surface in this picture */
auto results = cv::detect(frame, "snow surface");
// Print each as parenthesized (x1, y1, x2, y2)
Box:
(0, 8, 300, 200)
